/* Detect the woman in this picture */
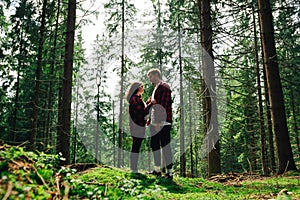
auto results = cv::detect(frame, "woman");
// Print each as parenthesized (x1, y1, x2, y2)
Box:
(126, 81, 151, 173)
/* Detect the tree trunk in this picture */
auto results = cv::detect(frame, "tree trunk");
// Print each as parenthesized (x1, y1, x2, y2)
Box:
(95, 79, 100, 163)
(257, 0, 297, 173)
(72, 79, 79, 164)
(262, 57, 276, 172)
(188, 80, 194, 177)
(194, 105, 199, 177)
(246, 105, 257, 172)
(57, 0, 76, 165)
(46, 0, 61, 148)
(118, 0, 125, 168)
(12, 58, 21, 143)
(178, 17, 186, 177)
(157, 0, 163, 74)
(112, 100, 116, 167)
(291, 90, 300, 159)
(253, 6, 268, 175)
(12, 9, 26, 144)
(199, 0, 221, 177)
(31, 0, 47, 150)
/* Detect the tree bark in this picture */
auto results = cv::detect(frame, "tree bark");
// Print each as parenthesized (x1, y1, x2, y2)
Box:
(291, 90, 300, 160)
(253, 5, 268, 175)
(72, 79, 79, 164)
(31, 0, 47, 150)
(112, 100, 116, 167)
(262, 56, 276, 172)
(257, 0, 297, 173)
(46, 0, 61, 148)
(156, 0, 163, 74)
(118, 0, 125, 168)
(57, 0, 76, 165)
(178, 17, 186, 177)
(188, 80, 194, 177)
(95, 78, 101, 163)
(199, 0, 221, 177)
(12, 54, 21, 143)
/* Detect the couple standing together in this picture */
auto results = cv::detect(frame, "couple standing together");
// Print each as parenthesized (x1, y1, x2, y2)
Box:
(126, 68, 173, 180)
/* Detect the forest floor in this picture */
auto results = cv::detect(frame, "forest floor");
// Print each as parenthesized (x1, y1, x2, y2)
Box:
(0, 144, 299, 199)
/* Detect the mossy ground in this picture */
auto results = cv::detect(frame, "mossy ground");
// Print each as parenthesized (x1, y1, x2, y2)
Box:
(1, 145, 299, 199)
(67, 166, 300, 200)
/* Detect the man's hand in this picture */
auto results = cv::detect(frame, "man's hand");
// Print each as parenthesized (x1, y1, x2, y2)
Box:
(146, 119, 151, 126)
(146, 97, 152, 104)
(154, 125, 161, 132)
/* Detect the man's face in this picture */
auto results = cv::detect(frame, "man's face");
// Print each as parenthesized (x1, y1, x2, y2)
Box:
(148, 73, 158, 85)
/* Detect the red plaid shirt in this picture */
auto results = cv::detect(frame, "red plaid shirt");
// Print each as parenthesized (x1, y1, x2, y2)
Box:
(129, 95, 150, 136)
(151, 82, 172, 124)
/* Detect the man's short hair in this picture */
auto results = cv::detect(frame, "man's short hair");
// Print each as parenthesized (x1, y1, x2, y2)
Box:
(147, 68, 161, 78)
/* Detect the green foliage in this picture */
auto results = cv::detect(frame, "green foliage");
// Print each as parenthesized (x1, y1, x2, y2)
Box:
(0, 0, 299, 183)
(1, 145, 299, 199)
(0, 145, 60, 199)
(65, 165, 300, 199)
(104, 0, 137, 36)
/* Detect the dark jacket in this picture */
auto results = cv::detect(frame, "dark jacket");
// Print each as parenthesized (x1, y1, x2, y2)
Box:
(129, 95, 150, 137)
(152, 82, 172, 124)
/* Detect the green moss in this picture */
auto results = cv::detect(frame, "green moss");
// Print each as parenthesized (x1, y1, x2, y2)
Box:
(1, 145, 299, 200)
(67, 167, 300, 200)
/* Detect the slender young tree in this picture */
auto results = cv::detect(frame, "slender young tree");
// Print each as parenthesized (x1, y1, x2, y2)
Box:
(178, 16, 186, 177)
(7, 0, 39, 145)
(112, 100, 116, 167)
(188, 80, 194, 177)
(262, 57, 276, 171)
(155, 0, 163, 73)
(92, 34, 110, 163)
(31, 0, 48, 150)
(104, 0, 137, 168)
(11, 49, 21, 143)
(252, 5, 268, 175)
(10, 2, 25, 143)
(96, 74, 101, 163)
(291, 90, 300, 159)
(72, 77, 79, 164)
(45, 0, 61, 148)
(257, 0, 297, 173)
(117, 0, 125, 168)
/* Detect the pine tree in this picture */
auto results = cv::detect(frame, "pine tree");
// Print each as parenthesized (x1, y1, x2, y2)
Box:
(257, 0, 297, 173)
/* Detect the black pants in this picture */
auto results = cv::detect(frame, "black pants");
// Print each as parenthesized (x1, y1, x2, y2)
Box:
(150, 125, 173, 170)
(130, 136, 144, 171)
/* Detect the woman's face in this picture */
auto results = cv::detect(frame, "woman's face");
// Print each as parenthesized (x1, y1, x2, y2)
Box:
(138, 84, 144, 94)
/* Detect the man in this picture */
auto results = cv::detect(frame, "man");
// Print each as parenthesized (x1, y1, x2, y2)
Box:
(147, 68, 173, 179)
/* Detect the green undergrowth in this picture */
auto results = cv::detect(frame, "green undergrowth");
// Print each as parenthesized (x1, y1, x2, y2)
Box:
(66, 167, 300, 200)
(0, 144, 61, 199)
(0, 144, 299, 200)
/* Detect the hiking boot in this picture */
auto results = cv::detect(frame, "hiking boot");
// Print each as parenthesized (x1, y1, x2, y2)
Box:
(164, 173, 173, 180)
(147, 170, 161, 177)
(131, 169, 139, 174)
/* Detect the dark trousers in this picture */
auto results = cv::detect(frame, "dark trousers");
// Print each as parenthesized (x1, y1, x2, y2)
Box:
(150, 125, 173, 170)
(130, 136, 144, 171)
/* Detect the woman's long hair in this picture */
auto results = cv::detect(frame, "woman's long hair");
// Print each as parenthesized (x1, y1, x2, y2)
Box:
(126, 82, 142, 102)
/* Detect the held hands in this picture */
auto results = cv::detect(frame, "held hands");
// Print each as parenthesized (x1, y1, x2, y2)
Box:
(146, 119, 151, 126)
(154, 125, 161, 132)
(146, 97, 157, 105)
(146, 97, 152, 104)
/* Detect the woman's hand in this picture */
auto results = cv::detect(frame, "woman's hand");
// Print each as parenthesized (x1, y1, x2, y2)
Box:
(146, 97, 152, 104)
(146, 119, 151, 126)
